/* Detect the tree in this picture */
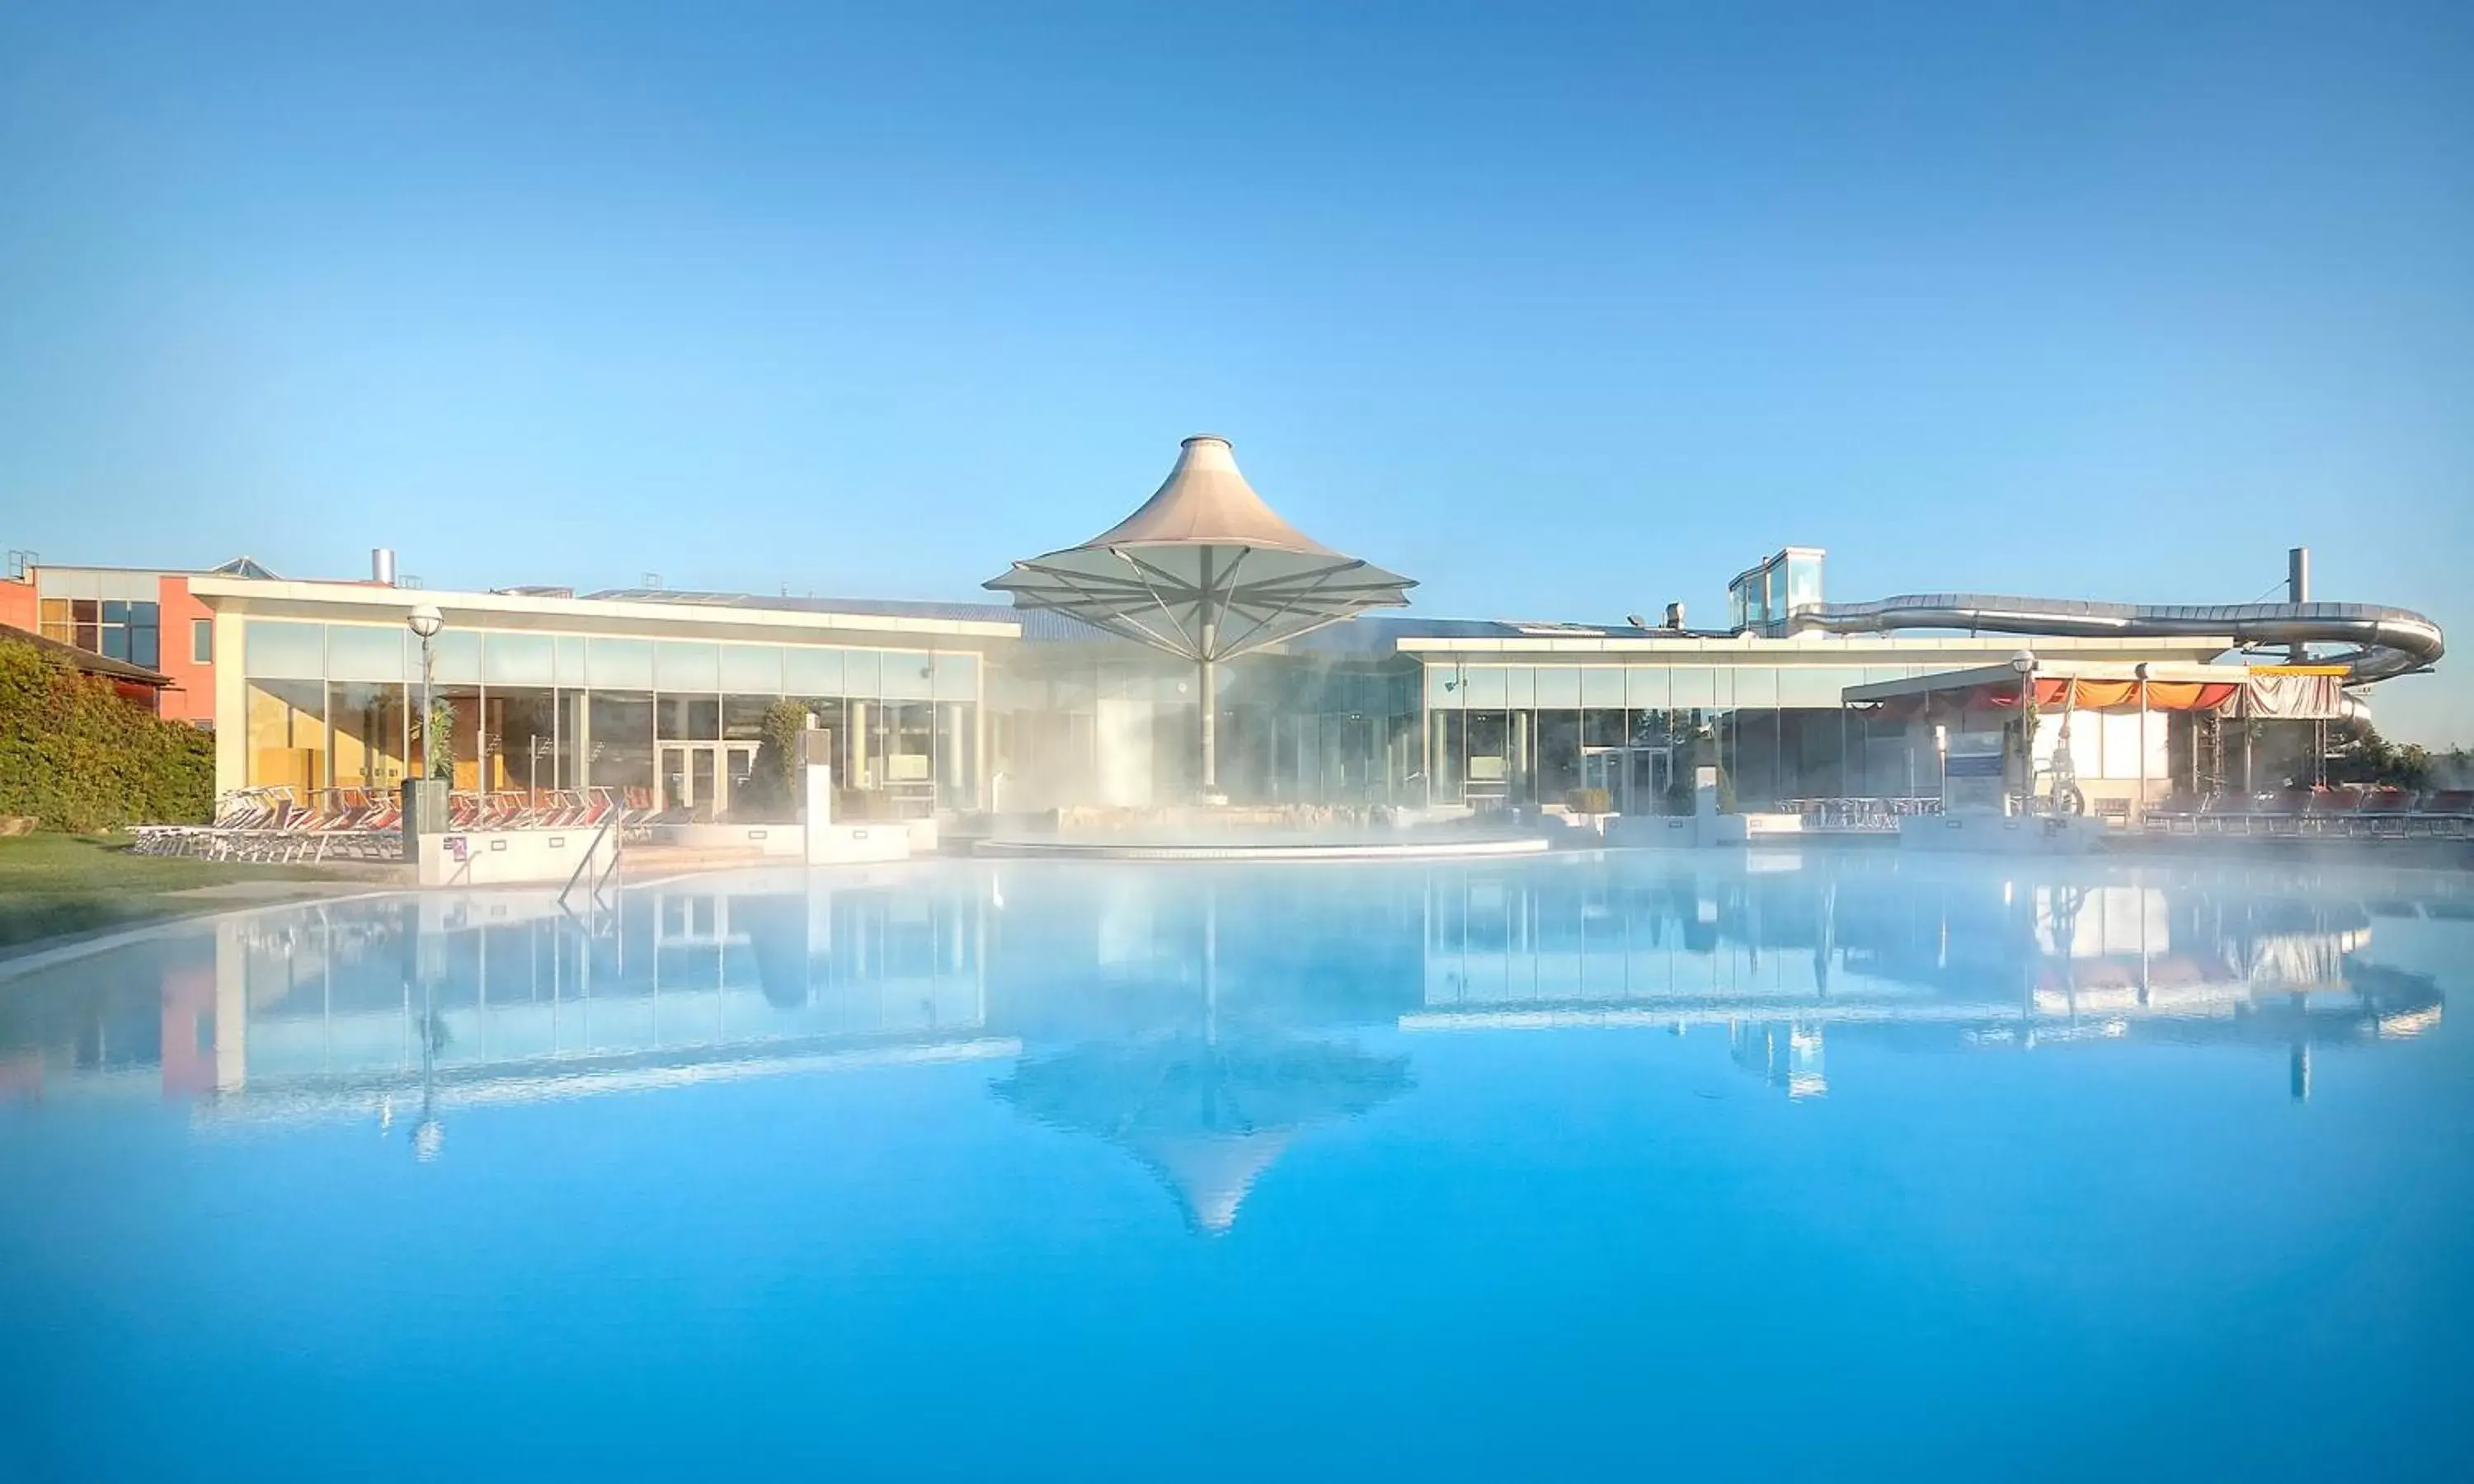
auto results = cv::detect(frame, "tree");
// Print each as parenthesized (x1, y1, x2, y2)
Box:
(0, 636, 214, 829)
(2312, 716, 2432, 791)
(425, 699, 459, 782)
(734, 699, 814, 819)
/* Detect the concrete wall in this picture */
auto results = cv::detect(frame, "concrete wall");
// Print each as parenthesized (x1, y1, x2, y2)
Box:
(414, 826, 618, 888)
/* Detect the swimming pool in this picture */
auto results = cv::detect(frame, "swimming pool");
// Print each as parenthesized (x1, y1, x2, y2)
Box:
(2, 852, 2469, 1481)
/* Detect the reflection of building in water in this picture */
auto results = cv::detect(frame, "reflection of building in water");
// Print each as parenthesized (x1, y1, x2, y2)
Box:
(997, 1035, 1409, 1234)
(986, 868, 1412, 1233)
(1731, 1021, 1827, 1099)
(0, 865, 1005, 1123)
(1407, 857, 2446, 1097)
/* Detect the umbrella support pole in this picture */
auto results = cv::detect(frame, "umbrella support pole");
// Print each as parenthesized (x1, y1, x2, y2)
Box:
(1199, 656, 1218, 793)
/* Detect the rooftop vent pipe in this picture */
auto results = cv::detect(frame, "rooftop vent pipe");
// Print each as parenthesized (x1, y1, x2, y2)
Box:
(372, 547, 397, 586)
(2288, 547, 2310, 662)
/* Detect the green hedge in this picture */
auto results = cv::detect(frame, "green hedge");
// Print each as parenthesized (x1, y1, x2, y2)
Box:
(0, 636, 214, 831)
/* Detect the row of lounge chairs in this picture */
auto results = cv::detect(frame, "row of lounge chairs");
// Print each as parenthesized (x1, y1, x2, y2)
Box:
(2144, 787, 2474, 839)
(129, 787, 642, 863)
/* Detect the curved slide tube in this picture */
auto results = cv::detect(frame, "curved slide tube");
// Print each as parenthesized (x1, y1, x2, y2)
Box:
(1779, 594, 2443, 682)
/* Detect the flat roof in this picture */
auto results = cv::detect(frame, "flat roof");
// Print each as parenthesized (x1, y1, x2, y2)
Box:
(187, 576, 1022, 645)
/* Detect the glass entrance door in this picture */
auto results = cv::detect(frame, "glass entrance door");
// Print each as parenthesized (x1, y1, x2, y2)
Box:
(1581, 747, 1672, 814)
(658, 741, 763, 817)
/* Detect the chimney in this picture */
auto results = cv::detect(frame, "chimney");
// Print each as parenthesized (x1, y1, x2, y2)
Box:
(372, 547, 397, 587)
(1663, 601, 1686, 631)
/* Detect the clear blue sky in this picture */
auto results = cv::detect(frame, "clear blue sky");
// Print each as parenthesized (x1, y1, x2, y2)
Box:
(3, 2, 2469, 741)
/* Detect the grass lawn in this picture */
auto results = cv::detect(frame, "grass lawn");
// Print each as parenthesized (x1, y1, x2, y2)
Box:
(0, 834, 372, 954)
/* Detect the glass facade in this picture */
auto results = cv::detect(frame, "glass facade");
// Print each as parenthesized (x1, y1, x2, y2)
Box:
(1423, 662, 1935, 811)
(983, 654, 1420, 811)
(240, 620, 984, 815)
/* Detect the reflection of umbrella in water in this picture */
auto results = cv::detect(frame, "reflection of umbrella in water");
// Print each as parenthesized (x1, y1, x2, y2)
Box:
(995, 1034, 1410, 1235)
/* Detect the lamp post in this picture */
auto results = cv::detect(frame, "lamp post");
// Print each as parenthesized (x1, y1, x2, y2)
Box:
(407, 603, 443, 778)
(403, 604, 445, 860)
(2009, 650, 2037, 813)
(2133, 661, 2151, 824)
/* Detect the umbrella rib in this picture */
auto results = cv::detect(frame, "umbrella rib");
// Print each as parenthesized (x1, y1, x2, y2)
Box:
(1018, 563, 1196, 657)
(1218, 559, 1372, 654)
(1110, 548, 1200, 655)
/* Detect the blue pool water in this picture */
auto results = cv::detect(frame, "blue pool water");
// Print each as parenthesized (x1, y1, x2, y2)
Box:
(2, 853, 2471, 1482)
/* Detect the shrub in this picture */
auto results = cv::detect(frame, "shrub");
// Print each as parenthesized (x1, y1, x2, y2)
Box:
(731, 699, 814, 819)
(0, 636, 215, 830)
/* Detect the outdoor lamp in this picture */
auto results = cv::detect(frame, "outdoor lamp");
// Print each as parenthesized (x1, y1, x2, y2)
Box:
(407, 604, 444, 788)
(2008, 649, 2036, 675)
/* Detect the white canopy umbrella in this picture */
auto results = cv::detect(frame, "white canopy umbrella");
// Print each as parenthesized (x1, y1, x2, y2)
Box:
(985, 435, 1415, 789)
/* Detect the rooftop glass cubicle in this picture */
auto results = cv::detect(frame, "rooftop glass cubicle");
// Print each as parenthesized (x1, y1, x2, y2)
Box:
(1727, 547, 1827, 631)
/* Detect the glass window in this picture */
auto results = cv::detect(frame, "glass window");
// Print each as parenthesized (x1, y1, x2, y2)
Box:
(102, 599, 129, 625)
(589, 637, 654, 689)
(1786, 552, 1825, 612)
(1581, 667, 1625, 708)
(191, 618, 214, 665)
(882, 651, 935, 702)
(720, 644, 782, 694)
(1425, 665, 1462, 709)
(1503, 666, 1536, 709)
(1535, 666, 1581, 709)
(101, 627, 129, 660)
(1625, 667, 1669, 710)
(782, 646, 844, 696)
(1670, 666, 1717, 708)
(484, 632, 556, 687)
(1733, 668, 1778, 707)
(327, 625, 407, 683)
(429, 630, 482, 686)
(931, 652, 977, 702)
(722, 694, 777, 740)
(586, 692, 656, 795)
(654, 641, 719, 693)
(485, 688, 558, 793)
(329, 682, 410, 791)
(131, 626, 158, 670)
(885, 700, 934, 782)
(1462, 667, 1506, 708)
(659, 695, 720, 740)
(842, 649, 882, 698)
(554, 635, 587, 688)
(1778, 666, 1850, 708)
(131, 600, 158, 627)
(244, 620, 323, 679)
(246, 679, 327, 791)
(1536, 711, 1581, 797)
